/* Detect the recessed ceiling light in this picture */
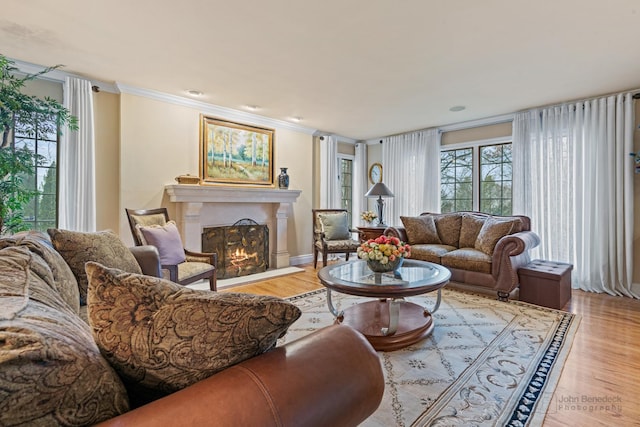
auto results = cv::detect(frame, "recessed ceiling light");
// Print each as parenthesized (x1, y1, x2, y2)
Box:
(291, 116, 303, 122)
(187, 90, 203, 97)
(245, 105, 259, 111)
(449, 105, 466, 112)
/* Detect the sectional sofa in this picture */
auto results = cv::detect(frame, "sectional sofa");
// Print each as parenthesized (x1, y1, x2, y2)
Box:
(0, 231, 384, 426)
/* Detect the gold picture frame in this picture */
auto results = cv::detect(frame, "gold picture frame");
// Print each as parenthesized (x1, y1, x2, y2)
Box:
(199, 115, 275, 186)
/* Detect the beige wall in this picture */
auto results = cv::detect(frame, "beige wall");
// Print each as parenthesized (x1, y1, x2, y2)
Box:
(441, 122, 512, 146)
(93, 91, 120, 232)
(116, 93, 314, 258)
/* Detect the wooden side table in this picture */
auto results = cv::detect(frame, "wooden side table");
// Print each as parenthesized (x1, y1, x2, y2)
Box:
(357, 225, 388, 242)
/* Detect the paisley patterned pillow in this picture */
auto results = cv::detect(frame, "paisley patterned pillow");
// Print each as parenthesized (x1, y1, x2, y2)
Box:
(0, 246, 129, 426)
(48, 229, 142, 305)
(400, 215, 441, 245)
(475, 218, 518, 255)
(85, 262, 301, 395)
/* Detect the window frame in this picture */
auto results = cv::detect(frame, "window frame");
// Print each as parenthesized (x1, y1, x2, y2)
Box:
(337, 153, 355, 225)
(440, 136, 512, 213)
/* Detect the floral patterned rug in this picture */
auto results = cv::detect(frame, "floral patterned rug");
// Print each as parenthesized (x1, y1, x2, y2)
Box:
(281, 287, 580, 427)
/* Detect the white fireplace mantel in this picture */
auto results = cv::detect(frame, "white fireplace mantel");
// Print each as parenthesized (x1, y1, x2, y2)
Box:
(165, 184, 302, 269)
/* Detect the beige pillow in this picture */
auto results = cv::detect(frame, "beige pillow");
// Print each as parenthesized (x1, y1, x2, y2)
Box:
(458, 214, 485, 248)
(434, 214, 462, 247)
(85, 262, 301, 395)
(475, 218, 518, 255)
(400, 215, 441, 245)
(0, 247, 129, 426)
(48, 229, 142, 305)
(318, 212, 351, 240)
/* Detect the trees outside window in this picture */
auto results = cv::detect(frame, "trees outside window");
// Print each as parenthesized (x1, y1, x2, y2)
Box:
(440, 142, 512, 215)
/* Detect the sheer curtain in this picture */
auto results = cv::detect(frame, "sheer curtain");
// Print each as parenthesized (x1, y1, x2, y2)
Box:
(352, 142, 368, 227)
(59, 77, 96, 232)
(513, 93, 637, 297)
(382, 128, 440, 225)
(319, 135, 340, 208)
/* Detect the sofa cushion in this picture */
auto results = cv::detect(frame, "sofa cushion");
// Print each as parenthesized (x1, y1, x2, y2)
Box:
(475, 217, 519, 255)
(85, 262, 301, 397)
(458, 214, 485, 248)
(0, 232, 80, 314)
(48, 229, 142, 305)
(410, 244, 456, 263)
(318, 212, 351, 240)
(441, 248, 492, 274)
(0, 246, 129, 426)
(137, 220, 187, 265)
(434, 213, 462, 247)
(400, 216, 442, 245)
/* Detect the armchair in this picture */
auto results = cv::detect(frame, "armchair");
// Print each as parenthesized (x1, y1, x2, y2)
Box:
(125, 208, 218, 291)
(312, 209, 362, 268)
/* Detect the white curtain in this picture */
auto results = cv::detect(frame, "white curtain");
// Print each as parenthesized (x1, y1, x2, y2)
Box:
(59, 77, 96, 231)
(352, 142, 368, 227)
(382, 128, 440, 225)
(513, 93, 637, 297)
(319, 135, 340, 208)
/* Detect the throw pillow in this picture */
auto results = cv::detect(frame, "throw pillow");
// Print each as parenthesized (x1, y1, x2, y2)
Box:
(458, 214, 486, 248)
(137, 220, 187, 265)
(318, 212, 351, 240)
(434, 214, 463, 247)
(47, 229, 142, 305)
(475, 217, 518, 255)
(85, 262, 301, 395)
(129, 212, 167, 245)
(400, 215, 441, 245)
(0, 247, 129, 426)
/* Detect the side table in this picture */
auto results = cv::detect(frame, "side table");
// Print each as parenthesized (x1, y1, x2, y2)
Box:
(357, 225, 388, 242)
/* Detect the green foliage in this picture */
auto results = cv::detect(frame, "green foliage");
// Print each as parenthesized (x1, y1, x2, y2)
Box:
(0, 54, 77, 235)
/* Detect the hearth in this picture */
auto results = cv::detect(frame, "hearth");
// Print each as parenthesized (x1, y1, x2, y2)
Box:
(202, 219, 269, 279)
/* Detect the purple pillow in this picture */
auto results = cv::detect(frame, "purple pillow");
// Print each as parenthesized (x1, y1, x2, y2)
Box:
(138, 221, 187, 265)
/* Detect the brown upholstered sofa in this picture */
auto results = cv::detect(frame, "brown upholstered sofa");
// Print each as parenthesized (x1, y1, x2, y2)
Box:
(0, 231, 384, 426)
(385, 211, 540, 300)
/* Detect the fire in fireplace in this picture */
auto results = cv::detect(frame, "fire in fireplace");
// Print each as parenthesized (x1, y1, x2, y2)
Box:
(201, 219, 269, 279)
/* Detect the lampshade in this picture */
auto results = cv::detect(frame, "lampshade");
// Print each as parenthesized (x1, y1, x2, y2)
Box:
(365, 182, 395, 198)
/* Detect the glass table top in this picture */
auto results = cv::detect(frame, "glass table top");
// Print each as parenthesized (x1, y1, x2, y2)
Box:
(324, 259, 450, 288)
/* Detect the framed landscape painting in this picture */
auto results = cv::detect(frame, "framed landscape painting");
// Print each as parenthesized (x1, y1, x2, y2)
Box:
(199, 115, 275, 186)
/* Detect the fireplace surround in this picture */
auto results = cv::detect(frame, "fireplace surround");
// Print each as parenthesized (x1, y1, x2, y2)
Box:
(164, 184, 301, 269)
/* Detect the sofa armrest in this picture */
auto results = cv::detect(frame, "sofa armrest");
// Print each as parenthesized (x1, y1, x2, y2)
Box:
(384, 226, 409, 242)
(491, 231, 541, 294)
(96, 324, 384, 427)
(129, 245, 162, 277)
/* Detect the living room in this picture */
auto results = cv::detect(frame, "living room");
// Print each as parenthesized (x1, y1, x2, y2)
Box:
(2, 1, 640, 426)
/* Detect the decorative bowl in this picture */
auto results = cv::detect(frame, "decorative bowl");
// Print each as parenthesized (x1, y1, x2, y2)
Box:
(366, 257, 403, 273)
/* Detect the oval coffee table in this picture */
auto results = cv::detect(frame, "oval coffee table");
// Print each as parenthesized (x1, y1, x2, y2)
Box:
(317, 259, 451, 351)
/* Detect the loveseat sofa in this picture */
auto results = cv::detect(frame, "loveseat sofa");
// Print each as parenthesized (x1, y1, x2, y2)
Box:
(0, 231, 384, 426)
(385, 211, 540, 300)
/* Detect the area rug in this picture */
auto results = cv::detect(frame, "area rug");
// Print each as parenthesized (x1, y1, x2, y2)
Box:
(280, 288, 580, 427)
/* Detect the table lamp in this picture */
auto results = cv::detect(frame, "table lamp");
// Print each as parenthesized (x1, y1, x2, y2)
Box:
(365, 182, 394, 226)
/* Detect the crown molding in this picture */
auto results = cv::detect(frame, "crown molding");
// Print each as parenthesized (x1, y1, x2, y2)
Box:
(437, 113, 514, 133)
(10, 58, 119, 93)
(116, 83, 318, 135)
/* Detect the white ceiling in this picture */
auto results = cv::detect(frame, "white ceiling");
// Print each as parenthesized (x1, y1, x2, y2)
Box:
(3, 0, 640, 140)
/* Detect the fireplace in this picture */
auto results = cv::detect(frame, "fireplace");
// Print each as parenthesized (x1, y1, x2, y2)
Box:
(202, 219, 269, 279)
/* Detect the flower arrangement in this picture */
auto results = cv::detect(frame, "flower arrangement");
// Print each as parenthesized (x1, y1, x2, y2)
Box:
(360, 210, 378, 223)
(357, 235, 411, 268)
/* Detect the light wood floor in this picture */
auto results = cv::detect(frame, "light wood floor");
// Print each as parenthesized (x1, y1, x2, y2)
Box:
(222, 263, 640, 426)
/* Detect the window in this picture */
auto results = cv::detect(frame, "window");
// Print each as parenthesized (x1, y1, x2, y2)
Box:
(440, 141, 512, 215)
(13, 116, 59, 231)
(338, 155, 354, 225)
